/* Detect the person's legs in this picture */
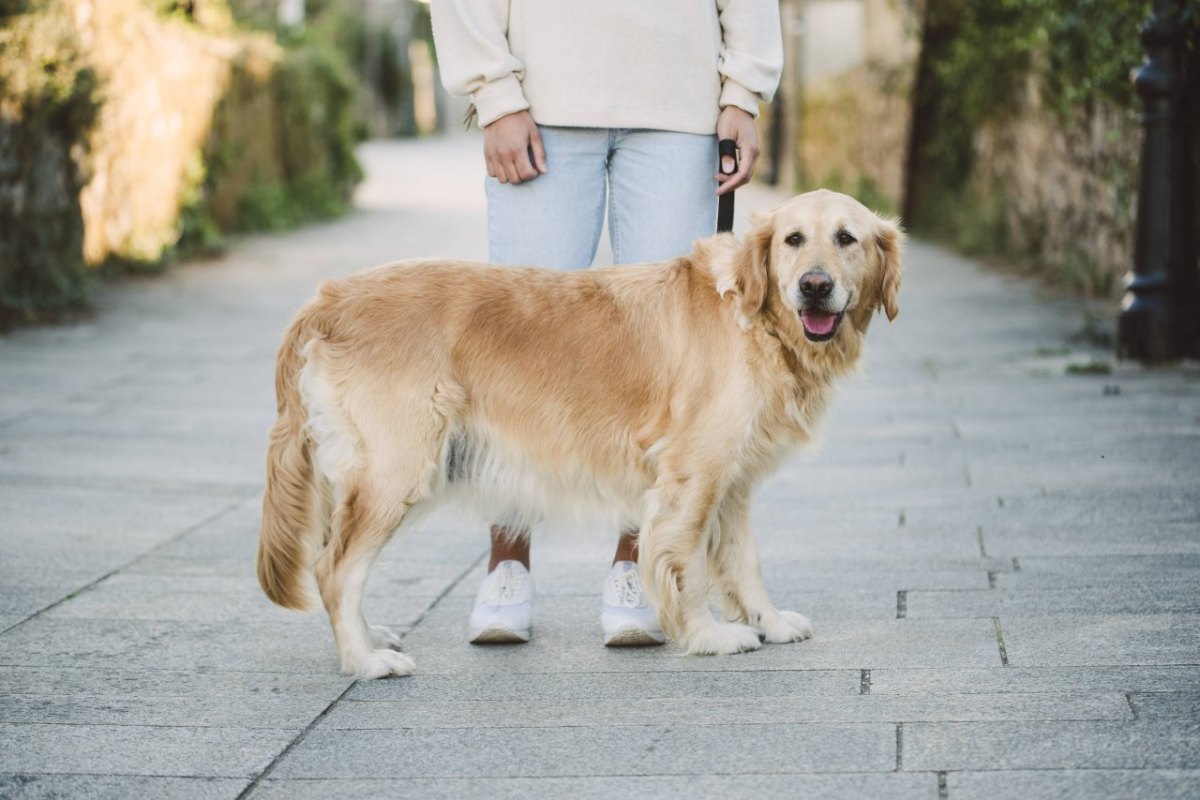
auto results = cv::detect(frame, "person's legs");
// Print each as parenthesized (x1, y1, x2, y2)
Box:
(599, 129, 718, 646)
(487, 126, 609, 268)
(471, 127, 609, 643)
(607, 129, 719, 265)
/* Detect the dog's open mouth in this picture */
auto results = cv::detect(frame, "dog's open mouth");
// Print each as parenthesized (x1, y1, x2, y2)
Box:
(800, 309, 844, 342)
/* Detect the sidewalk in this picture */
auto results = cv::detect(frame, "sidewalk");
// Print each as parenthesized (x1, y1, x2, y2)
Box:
(1, 135, 1197, 800)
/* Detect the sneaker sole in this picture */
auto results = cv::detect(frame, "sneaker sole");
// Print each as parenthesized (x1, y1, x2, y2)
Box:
(469, 624, 530, 644)
(604, 625, 666, 647)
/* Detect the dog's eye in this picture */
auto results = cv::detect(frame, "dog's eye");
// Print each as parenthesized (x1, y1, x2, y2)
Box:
(835, 230, 857, 247)
(784, 232, 805, 247)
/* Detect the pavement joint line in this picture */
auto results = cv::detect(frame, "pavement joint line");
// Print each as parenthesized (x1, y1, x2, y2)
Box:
(233, 681, 358, 800)
(400, 546, 491, 636)
(937, 770, 949, 799)
(992, 617, 1010, 667)
(860, 669, 872, 694)
(0, 472, 262, 497)
(0, 772, 256, 783)
(0, 721, 305, 732)
(0, 663, 868, 676)
(250, 721, 974, 731)
(246, 770, 975, 779)
(0, 492, 257, 637)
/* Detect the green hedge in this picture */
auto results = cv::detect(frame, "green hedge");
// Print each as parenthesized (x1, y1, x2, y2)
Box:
(0, 0, 366, 325)
(0, 1, 100, 322)
(906, 0, 1199, 295)
(908, 0, 1155, 230)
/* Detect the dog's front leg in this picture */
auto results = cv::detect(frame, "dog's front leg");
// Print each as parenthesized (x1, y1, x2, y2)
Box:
(714, 488, 813, 644)
(640, 477, 762, 655)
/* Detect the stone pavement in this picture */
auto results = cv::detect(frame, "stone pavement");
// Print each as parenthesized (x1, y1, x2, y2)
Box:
(1, 135, 1198, 799)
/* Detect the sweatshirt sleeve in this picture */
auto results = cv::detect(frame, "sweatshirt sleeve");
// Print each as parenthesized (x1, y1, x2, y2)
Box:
(430, 0, 529, 127)
(716, 0, 784, 117)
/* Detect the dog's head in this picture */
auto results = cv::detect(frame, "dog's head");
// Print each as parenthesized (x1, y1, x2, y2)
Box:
(727, 189, 904, 346)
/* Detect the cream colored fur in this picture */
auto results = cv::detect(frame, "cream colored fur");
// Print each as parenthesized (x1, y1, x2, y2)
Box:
(257, 190, 904, 678)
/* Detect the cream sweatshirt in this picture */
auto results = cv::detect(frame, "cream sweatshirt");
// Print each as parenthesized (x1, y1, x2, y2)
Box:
(430, 0, 783, 134)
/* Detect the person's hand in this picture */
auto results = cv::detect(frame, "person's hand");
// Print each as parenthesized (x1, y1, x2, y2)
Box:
(484, 110, 547, 185)
(715, 106, 760, 196)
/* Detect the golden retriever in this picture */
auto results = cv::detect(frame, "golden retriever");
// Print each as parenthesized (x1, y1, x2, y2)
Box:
(257, 189, 903, 678)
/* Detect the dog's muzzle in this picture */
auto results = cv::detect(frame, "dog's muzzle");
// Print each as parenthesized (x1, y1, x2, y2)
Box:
(798, 270, 844, 342)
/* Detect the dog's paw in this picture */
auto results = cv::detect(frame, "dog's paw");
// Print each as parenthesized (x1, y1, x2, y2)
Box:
(346, 648, 416, 679)
(368, 624, 405, 651)
(683, 621, 763, 655)
(757, 610, 814, 644)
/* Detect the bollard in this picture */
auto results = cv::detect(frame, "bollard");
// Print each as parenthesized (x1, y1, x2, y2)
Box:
(1118, 0, 1200, 363)
(1118, 0, 1195, 362)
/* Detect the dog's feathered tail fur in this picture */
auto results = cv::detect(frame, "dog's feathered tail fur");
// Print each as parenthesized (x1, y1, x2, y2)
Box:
(257, 308, 323, 611)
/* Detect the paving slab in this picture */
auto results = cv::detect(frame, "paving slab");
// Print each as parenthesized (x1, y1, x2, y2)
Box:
(906, 586, 1200, 618)
(252, 773, 937, 800)
(271, 723, 897, 778)
(0, 775, 248, 800)
(869, 666, 1200, 696)
(345, 669, 858, 701)
(1129, 692, 1200, 720)
(903, 720, 1200, 771)
(994, 554, 1200, 589)
(1001, 615, 1200, 666)
(0, 618, 338, 674)
(948, 770, 1200, 800)
(0, 723, 298, 777)
(325, 691, 1128, 728)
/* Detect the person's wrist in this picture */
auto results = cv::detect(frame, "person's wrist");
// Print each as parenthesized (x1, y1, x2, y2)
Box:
(718, 79, 762, 119)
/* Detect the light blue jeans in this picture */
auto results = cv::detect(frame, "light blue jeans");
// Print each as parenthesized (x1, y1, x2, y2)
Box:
(486, 127, 718, 268)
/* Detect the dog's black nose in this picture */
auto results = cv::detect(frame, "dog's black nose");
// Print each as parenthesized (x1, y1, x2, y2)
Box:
(799, 271, 834, 299)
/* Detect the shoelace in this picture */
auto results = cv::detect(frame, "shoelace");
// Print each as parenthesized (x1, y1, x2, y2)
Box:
(484, 563, 530, 607)
(608, 568, 647, 609)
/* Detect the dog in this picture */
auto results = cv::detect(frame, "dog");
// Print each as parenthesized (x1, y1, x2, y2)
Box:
(257, 189, 903, 678)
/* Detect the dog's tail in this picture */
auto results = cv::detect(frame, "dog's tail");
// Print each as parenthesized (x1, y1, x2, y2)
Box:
(257, 306, 324, 611)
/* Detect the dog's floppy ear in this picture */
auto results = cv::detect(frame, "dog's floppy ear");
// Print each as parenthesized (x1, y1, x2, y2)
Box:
(733, 214, 772, 318)
(874, 215, 905, 322)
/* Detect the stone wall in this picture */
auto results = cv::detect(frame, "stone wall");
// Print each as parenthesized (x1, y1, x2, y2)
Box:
(970, 98, 1139, 295)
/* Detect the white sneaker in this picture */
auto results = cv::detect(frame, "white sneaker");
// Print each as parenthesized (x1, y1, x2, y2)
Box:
(601, 561, 665, 646)
(469, 560, 533, 643)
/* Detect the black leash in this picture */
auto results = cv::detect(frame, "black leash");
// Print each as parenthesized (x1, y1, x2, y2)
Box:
(716, 138, 738, 233)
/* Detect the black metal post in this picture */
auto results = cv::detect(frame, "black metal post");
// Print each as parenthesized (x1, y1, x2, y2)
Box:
(1119, 0, 1199, 363)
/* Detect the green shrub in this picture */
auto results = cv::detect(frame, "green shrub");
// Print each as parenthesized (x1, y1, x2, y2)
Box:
(0, 0, 100, 324)
(905, 0, 1200, 296)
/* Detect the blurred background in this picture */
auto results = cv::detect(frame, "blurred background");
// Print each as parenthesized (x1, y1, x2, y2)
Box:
(0, 0, 1195, 331)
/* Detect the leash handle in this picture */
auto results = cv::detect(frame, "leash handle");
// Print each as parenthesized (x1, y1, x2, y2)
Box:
(717, 138, 737, 233)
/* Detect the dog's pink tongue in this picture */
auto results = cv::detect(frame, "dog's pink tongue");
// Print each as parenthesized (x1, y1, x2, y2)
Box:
(801, 311, 838, 335)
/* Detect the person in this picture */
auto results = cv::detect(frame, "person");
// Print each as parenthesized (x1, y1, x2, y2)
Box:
(430, 0, 783, 647)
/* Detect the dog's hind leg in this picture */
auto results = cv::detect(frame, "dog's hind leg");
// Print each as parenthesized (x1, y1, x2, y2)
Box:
(712, 487, 812, 644)
(314, 482, 417, 679)
(640, 474, 763, 656)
